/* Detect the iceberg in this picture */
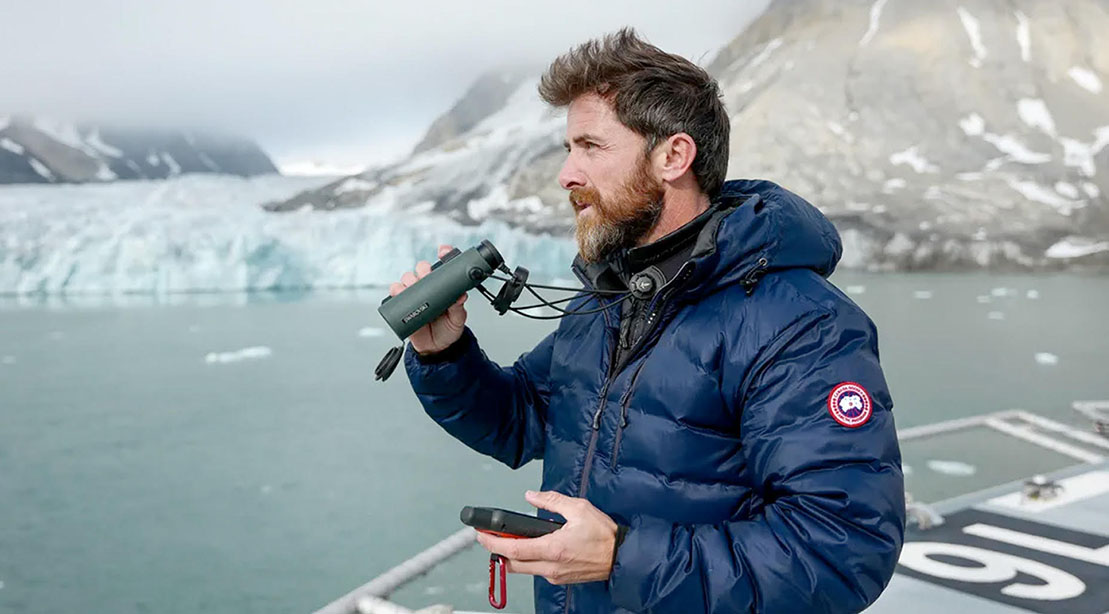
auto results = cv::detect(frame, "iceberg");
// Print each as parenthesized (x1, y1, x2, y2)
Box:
(927, 460, 977, 476)
(205, 346, 273, 364)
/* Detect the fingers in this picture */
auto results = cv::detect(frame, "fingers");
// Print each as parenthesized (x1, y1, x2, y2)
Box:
(415, 260, 431, 278)
(525, 490, 580, 518)
(504, 559, 559, 578)
(476, 532, 553, 562)
(400, 271, 417, 288)
(438, 244, 454, 259)
(389, 282, 404, 297)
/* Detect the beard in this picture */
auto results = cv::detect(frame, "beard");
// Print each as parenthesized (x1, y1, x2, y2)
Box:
(570, 156, 665, 264)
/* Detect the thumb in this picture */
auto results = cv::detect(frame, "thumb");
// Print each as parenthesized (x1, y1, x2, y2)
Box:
(525, 490, 576, 516)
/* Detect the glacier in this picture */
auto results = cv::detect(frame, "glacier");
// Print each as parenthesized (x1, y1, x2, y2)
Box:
(0, 174, 578, 296)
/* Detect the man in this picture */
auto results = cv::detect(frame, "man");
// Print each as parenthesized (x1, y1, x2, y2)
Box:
(390, 29, 904, 614)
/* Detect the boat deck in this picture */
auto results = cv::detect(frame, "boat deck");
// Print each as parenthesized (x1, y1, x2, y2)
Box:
(320, 402, 1109, 614)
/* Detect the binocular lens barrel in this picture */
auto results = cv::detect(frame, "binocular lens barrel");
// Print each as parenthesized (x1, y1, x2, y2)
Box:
(378, 240, 504, 340)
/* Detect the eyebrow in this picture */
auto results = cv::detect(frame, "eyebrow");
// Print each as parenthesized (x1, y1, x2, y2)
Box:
(562, 134, 605, 150)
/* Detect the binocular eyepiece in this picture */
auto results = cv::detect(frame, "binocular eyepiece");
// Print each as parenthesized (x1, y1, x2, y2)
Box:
(378, 240, 504, 340)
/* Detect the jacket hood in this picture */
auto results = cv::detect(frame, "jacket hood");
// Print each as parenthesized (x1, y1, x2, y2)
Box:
(571, 179, 842, 297)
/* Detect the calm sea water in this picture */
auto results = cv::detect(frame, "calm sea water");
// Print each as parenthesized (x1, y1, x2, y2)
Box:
(2, 273, 1107, 613)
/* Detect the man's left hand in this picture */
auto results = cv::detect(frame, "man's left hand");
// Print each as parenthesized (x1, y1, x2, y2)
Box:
(474, 490, 619, 586)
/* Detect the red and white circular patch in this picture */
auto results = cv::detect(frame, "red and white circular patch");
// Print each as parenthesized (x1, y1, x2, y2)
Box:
(827, 382, 872, 428)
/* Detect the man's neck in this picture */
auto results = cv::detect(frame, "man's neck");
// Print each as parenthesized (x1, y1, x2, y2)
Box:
(639, 187, 712, 246)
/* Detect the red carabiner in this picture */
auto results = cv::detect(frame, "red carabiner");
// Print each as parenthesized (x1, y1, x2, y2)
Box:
(489, 554, 507, 610)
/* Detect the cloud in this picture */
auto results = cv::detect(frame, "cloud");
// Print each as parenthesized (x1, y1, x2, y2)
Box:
(0, 0, 770, 165)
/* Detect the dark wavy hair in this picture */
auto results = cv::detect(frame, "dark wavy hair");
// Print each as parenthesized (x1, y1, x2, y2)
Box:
(539, 28, 730, 197)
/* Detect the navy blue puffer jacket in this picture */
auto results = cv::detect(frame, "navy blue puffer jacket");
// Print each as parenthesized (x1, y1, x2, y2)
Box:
(404, 179, 905, 614)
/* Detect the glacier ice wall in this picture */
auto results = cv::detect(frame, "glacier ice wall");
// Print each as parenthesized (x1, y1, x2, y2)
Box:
(0, 175, 578, 296)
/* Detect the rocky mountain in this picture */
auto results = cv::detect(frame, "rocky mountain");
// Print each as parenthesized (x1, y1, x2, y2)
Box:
(267, 0, 1109, 271)
(0, 115, 278, 184)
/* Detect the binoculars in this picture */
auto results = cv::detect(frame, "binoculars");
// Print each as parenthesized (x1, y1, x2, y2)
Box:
(378, 240, 505, 340)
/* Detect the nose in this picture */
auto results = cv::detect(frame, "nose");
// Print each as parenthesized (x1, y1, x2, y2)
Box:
(558, 155, 585, 191)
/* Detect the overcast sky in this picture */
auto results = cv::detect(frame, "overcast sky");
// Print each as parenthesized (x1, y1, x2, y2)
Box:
(0, 1, 771, 171)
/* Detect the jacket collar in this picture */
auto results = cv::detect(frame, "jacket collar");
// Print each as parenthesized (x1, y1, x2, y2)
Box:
(571, 179, 842, 297)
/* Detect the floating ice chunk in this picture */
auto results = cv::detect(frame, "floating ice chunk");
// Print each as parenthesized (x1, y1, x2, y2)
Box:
(357, 327, 386, 338)
(913, 290, 933, 300)
(990, 287, 1013, 297)
(959, 113, 985, 137)
(889, 146, 939, 173)
(846, 285, 866, 295)
(1026, 289, 1039, 299)
(903, 464, 913, 476)
(956, 7, 988, 67)
(1015, 10, 1031, 62)
(1017, 98, 1056, 136)
(260, 485, 273, 495)
(1034, 352, 1058, 365)
(976, 295, 991, 304)
(1068, 67, 1104, 94)
(1045, 237, 1109, 259)
(424, 585, 445, 596)
(928, 460, 977, 476)
(859, 0, 889, 47)
(987, 311, 1005, 320)
(205, 346, 273, 364)
(1, 355, 14, 365)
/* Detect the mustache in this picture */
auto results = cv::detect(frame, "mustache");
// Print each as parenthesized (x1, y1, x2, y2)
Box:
(569, 187, 601, 212)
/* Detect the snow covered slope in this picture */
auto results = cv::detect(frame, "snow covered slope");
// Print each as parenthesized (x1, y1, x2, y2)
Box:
(270, 0, 1109, 271)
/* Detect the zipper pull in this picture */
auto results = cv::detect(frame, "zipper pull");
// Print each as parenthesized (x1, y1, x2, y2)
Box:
(742, 257, 769, 295)
(592, 406, 604, 429)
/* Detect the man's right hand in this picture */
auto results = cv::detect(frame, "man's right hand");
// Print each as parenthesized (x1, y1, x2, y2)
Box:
(389, 244, 468, 356)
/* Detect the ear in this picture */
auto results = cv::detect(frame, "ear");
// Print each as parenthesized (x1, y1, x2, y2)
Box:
(650, 133, 698, 183)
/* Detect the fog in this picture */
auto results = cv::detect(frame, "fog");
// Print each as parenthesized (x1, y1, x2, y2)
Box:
(0, 0, 770, 169)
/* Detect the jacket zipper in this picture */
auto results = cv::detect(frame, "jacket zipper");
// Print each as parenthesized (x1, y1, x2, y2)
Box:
(564, 262, 693, 614)
(610, 357, 648, 468)
(574, 294, 619, 502)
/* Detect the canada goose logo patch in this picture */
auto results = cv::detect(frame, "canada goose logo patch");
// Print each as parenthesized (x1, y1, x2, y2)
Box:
(828, 382, 872, 428)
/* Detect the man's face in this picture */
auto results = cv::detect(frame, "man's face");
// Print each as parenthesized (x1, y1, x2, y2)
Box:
(559, 93, 664, 264)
